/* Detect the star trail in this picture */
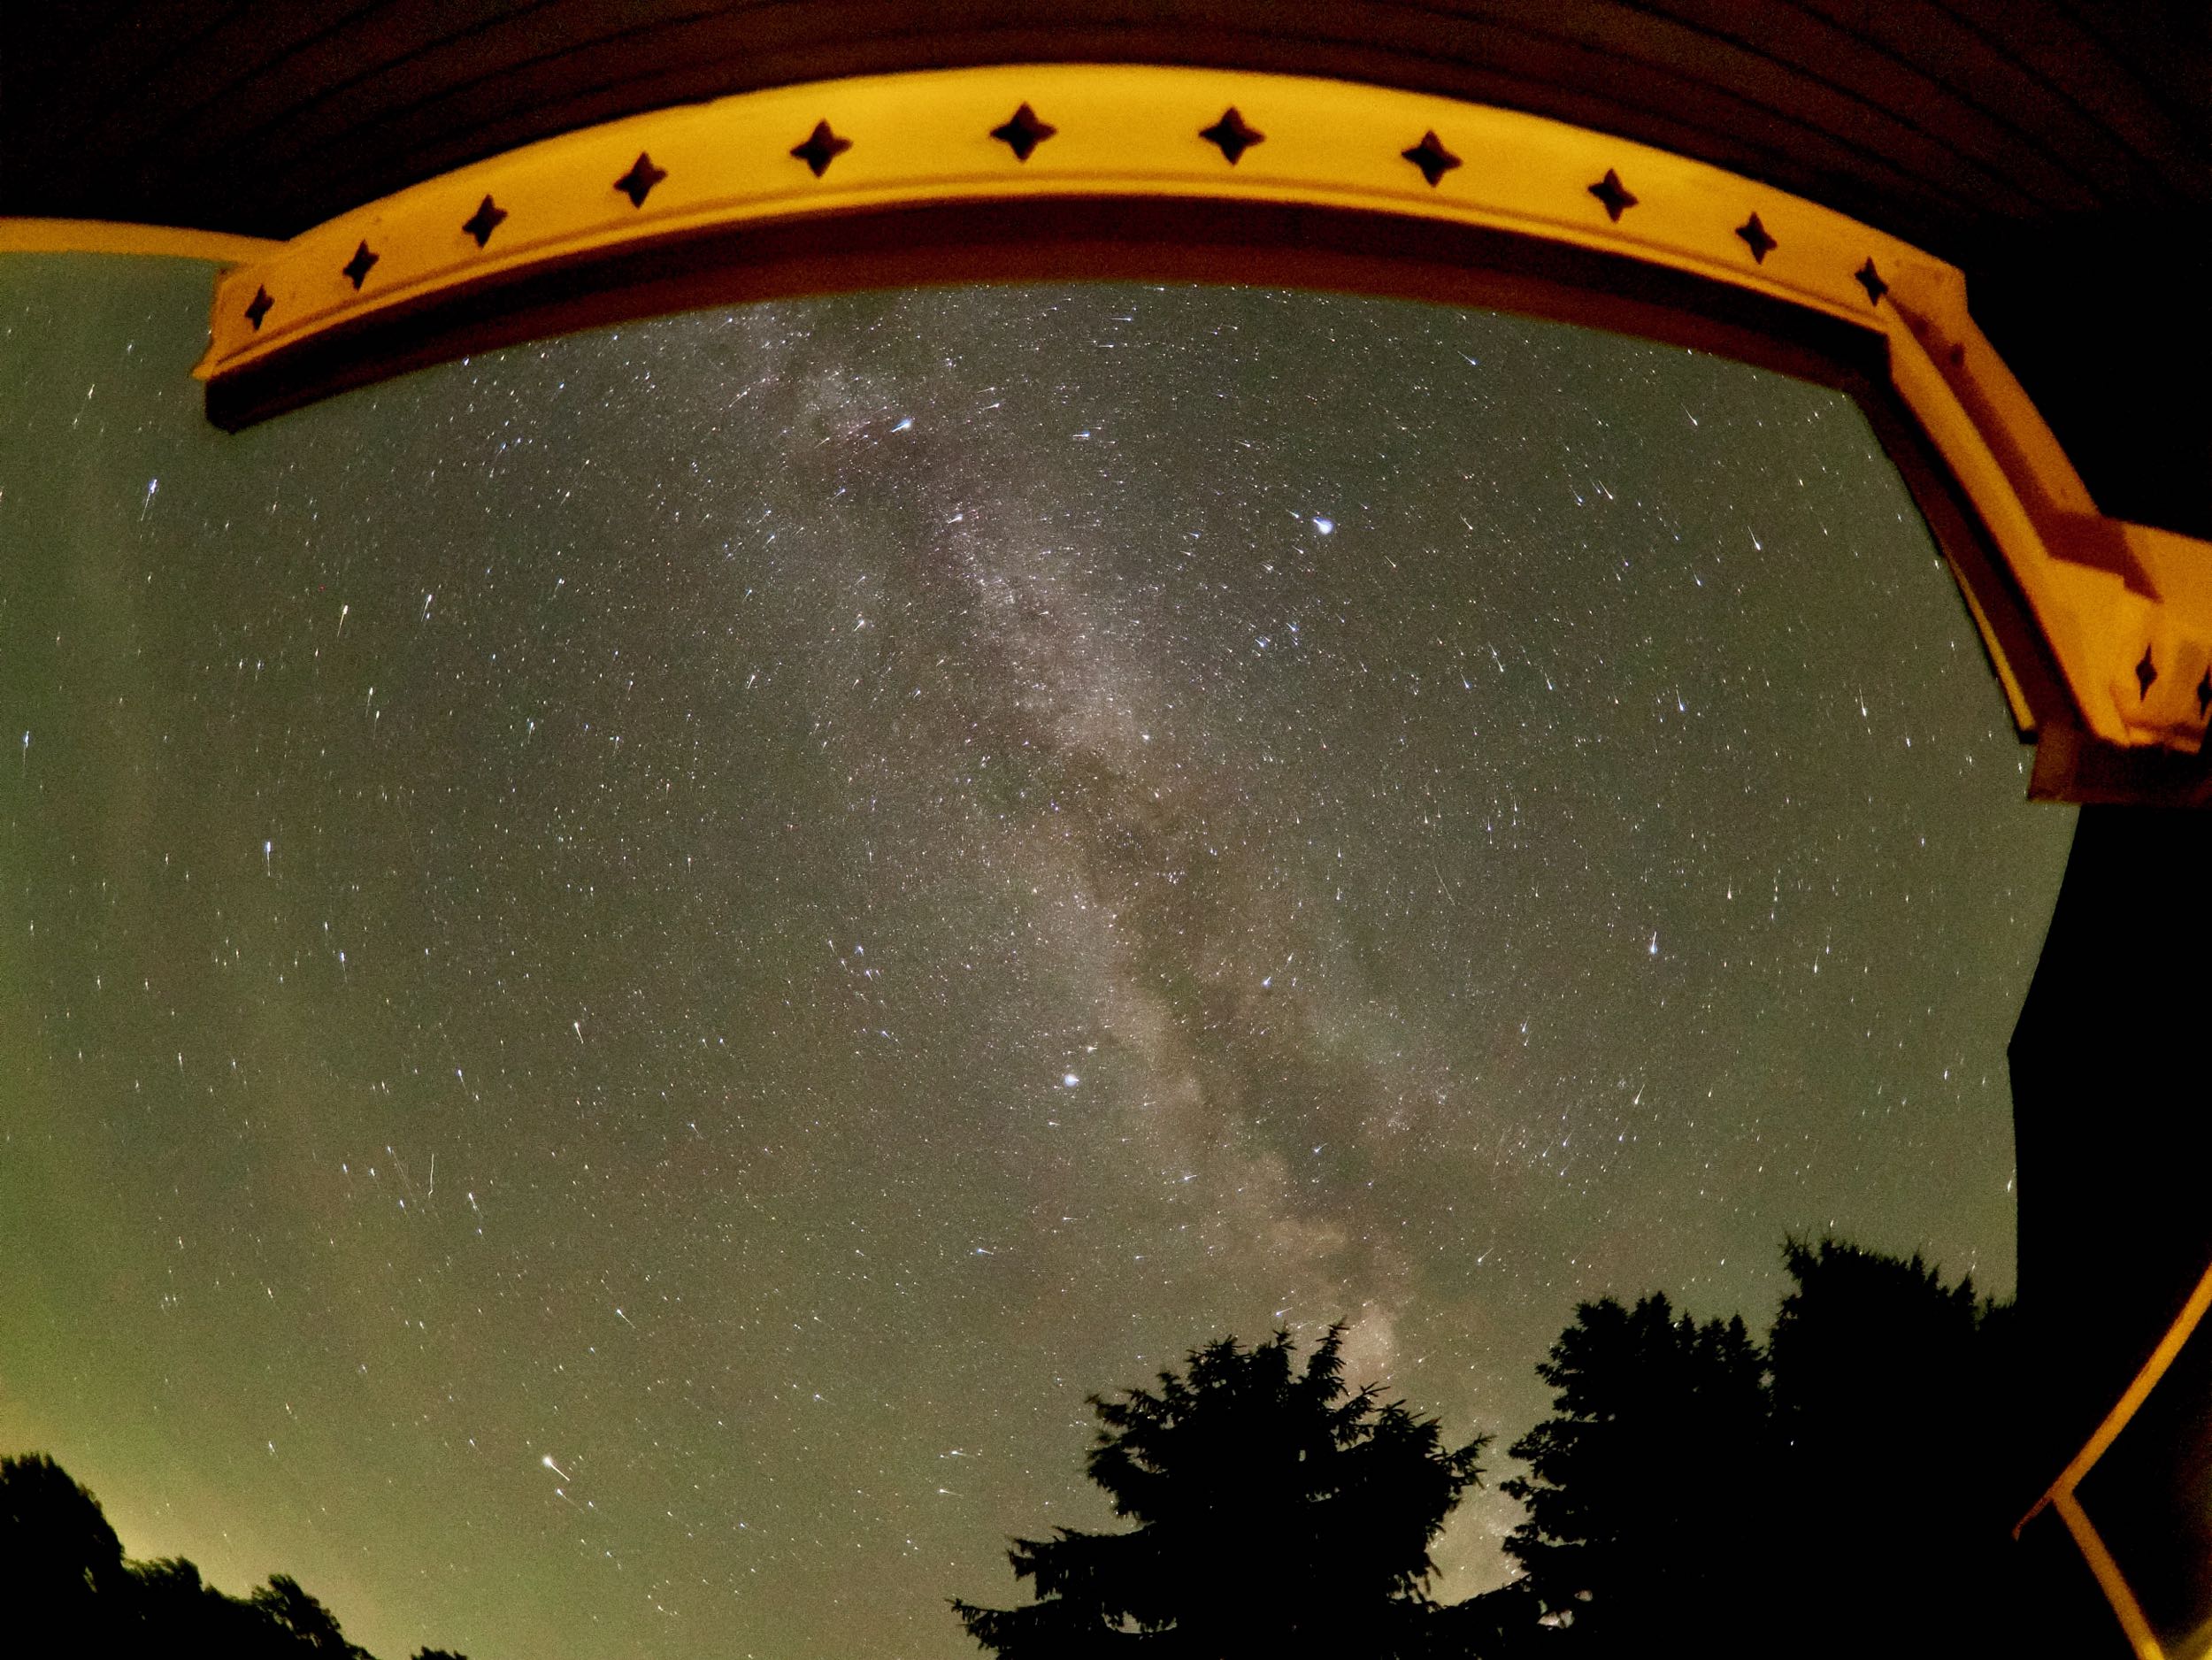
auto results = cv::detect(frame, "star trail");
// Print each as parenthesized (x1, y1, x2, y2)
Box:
(0, 257, 2072, 1658)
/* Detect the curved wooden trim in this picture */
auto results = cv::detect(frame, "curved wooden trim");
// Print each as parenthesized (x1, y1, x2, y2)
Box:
(184, 63, 2212, 788)
(2029, 1257, 2212, 1517)
(2051, 1490, 2166, 1660)
(2016, 1257, 2212, 1658)
(0, 217, 280, 264)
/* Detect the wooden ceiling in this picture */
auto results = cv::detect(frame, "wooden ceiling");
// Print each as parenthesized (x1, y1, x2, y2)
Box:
(6, 2, 2207, 533)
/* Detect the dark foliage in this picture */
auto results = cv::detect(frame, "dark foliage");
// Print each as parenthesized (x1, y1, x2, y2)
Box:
(1765, 1238, 2025, 1657)
(951, 1324, 1489, 1656)
(1501, 1295, 1776, 1647)
(0, 1452, 465, 1659)
(1425, 1579, 1554, 1660)
(1497, 1235, 2028, 1658)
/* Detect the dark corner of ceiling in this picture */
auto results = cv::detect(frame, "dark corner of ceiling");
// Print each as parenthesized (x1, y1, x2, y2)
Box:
(4, 3, 2209, 541)
(1965, 217, 2212, 543)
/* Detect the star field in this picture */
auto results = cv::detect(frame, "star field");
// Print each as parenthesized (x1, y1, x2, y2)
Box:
(0, 258, 2074, 1658)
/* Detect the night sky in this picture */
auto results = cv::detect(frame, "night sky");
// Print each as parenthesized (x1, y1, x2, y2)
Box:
(0, 255, 2074, 1659)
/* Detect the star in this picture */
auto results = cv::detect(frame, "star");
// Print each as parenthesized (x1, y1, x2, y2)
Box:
(1735, 212, 1777, 264)
(1588, 169, 1637, 222)
(790, 120, 852, 179)
(341, 242, 378, 290)
(462, 195, 508, 249)
(7, 273, 2070, 1660)
(2136, 646, 2158, 699)
(243, 286, 273, 330)
(1401, 131, 1462, 188)
(1199, 107, 1264, 165)
(1854, 258, 1888, 306)
(990, 104, 1056, 162)
(613, 152, 666, 208)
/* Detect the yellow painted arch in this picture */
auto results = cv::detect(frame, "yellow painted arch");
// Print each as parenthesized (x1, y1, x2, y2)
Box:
(0, 217, 279, 265)
(28, 64, 2212, 794)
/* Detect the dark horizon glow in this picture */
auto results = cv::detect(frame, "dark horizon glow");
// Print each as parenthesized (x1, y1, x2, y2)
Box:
(0, 257, 2072, 1658)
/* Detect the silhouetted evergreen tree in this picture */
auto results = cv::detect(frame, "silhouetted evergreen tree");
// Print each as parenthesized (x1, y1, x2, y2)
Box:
(2, 1451, 133, 1650)
(251, 1573, 371, 1656)
(1501, 1295, 1775, 1651)
(951, 1325, 1489, 1656)
(1496, 1236, 2028, 1658)
(1425, 1579, 1555, 1659)
(1764, 1237, 2024, 1657)
(0, 1452, 465, 1659)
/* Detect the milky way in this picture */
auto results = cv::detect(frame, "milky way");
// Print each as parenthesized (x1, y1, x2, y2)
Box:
(0, 258, 2073, 1658)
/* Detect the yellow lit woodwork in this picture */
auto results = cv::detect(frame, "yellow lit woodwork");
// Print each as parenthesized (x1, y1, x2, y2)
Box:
(24, 63, 2204, 778)
(0, 218, 278, 265)
(2019, 1257, 2212, 1660)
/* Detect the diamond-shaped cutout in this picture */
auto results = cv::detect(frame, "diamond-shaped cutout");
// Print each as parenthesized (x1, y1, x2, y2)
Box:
(462, 195, 508, 249)
(1855, 257, 1888, 306)
(991, 103, 1056, 162)
(1199, 107, 1263, 165)
(790, 120, 851, 178)
(1588, 168, 1637, 221)
(2137, 646, 2158, 699)
(1736, 212, 1777, 264)
(614, 152, 666, 208)
(1402, 130, 1462, 188)
(244, 286, 273, 331)
(342, 241, 379, 290)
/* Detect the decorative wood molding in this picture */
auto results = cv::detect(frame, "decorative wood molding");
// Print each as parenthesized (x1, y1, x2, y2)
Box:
(173, 63, 2211, 788)
(2019, 1257, 2212, 1660)
(0, 217, 278, 264)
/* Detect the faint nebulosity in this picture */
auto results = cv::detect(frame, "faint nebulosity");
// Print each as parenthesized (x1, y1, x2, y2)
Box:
(0, 259, 2073, 1659)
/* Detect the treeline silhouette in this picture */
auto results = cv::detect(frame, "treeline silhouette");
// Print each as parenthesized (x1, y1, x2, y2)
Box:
(951, 1324, 1486, 1656)
(0, 1452, 465, 1660)
(956, 1234, 2032, 1658)
(3, 1233, 2032, 1657)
